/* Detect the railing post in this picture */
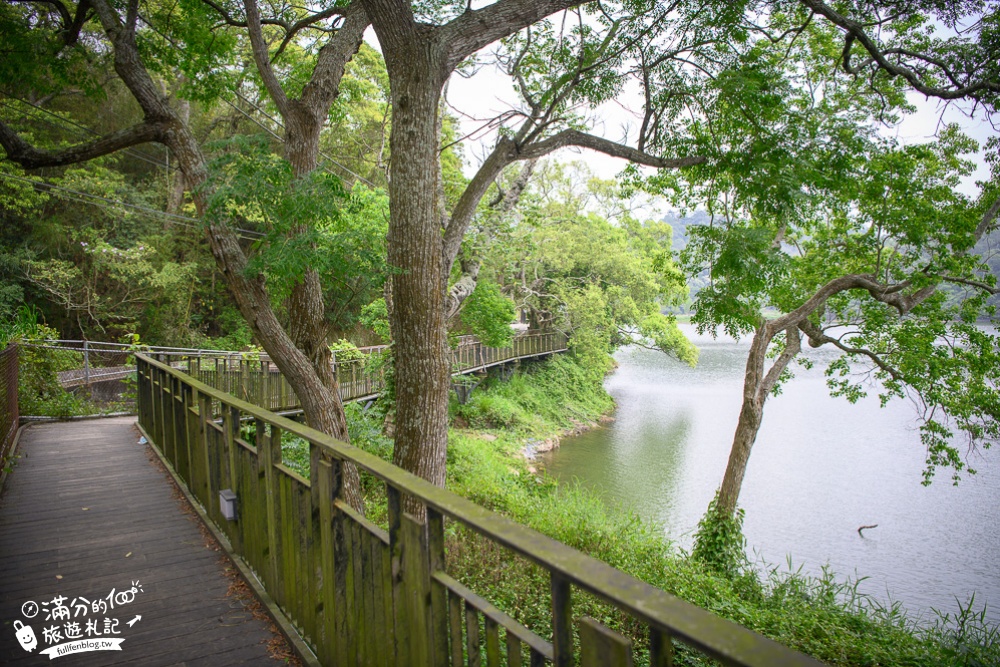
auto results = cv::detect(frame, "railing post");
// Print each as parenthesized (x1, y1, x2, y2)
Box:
(195, 392, 213, 505)
(83, 340, 90, 388)
(222, 405, 243, 554)
(428, 507, 449, 665)
(173, 377, 190, 483)
(316, 455, 342, 665)
(259, 418, 285, 603)
(551, 573, 573, 667)
(649, 627, 674, 667)
(389, 487, 434, 667)
(579, 617, 633, 667)
(162, 372, 176, 465)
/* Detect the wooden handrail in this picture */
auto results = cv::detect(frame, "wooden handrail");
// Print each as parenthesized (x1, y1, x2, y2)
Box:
(0, 344, 18, 470)
(177, 331, 569, 410)
(136, 352, 824, 667)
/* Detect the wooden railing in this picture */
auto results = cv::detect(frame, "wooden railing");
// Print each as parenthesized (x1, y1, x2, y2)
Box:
(175, 331, 569, 411)
(0, 344, 18, 467)
(136, 352, 824, 667)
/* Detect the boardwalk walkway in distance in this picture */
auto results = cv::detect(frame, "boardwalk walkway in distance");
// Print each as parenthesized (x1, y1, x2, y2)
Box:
(0, 418, 283, 666)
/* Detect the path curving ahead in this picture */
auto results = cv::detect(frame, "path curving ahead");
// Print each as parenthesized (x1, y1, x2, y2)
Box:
(0, 418, 282, 666)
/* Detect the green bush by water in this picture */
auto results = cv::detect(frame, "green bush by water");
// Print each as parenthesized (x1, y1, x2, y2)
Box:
(454, 355, 613, 434)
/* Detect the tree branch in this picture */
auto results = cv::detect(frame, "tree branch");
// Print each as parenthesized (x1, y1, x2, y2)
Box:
(799, 0, 1000, 101)
(798, 319, 903, 381)
(939, 275, 1000, 294)
(759, 325, 800, 398)
(490, 157, 537, 211)
(88, 0, 174, 120)
(770, 273, 934, 332)
(0, 118, 165, 169)
(975, 193, 1000, 240)
(298, 2, 370, 120)
(519, 129, 707, 168)
(442, 0, 586, 71)
(15, 0, 95, 46)
(273, 8, 348, 59)
(442, 137, 519, 274)
(23, 0, 72, 27)
(444, 259, 480, 320)
(243, 0, 290, 117)
(444, 125, 703, 277)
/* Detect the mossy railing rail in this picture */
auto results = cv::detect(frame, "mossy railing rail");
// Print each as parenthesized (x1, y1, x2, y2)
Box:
(184, 331, 569, 411)
(136, 352, 825, 667)
(0, 344, 18, 465)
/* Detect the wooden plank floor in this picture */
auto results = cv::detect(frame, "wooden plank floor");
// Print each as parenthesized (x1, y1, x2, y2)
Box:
(0, 418, 283, 666)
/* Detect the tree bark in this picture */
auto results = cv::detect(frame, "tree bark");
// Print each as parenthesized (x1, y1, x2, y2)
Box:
(717, 324, 800, 516)
(380, 31, 453, 504)
(238, 0, 373, 510)
(716, 324, 772, 517)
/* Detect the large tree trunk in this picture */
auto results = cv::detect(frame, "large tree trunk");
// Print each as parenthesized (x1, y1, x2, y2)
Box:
(383, 42, 452, 502)
(717, 394, 765, 517)
(282, 97, 365, 511)
(716, 323, 799, 516)
(717, 326, 770, 516)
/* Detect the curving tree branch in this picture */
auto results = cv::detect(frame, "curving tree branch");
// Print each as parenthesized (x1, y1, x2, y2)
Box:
(799, 0, 1000, 102)
(0, 118, 166, 169)
(243, 0, 290, 116)
(519, 128, 707, 168)
(442, 0, 586, 71)
(798, 319, 903, 382)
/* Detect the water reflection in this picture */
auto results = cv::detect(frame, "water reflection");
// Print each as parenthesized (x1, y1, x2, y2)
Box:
(541, 325, 1000, 624)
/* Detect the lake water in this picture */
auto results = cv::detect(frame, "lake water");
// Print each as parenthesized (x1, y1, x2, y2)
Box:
(540, 324, 1000, 625)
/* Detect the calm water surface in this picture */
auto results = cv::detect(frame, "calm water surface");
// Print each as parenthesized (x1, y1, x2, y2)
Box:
(540, 324, 1000, 624)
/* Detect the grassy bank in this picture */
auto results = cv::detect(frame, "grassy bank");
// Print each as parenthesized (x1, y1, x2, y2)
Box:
(278, 355, 998, 666)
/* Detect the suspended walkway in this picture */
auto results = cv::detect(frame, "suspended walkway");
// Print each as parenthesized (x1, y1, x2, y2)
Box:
(39, 331, 568, 410)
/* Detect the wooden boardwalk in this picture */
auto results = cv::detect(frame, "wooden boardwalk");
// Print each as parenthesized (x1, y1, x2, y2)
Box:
(0, 418, 283, 666)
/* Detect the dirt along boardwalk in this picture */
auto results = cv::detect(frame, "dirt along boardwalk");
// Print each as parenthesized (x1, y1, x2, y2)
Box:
(0, 417, 292, 666)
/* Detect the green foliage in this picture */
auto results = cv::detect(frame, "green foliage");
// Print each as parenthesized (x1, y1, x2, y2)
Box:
(138, 0, 238, 104)
(359, 298, 391, 344)
(13, 317, 96, 418)
(203, 136, 389, 331)
(0, 4, 107, 98)
(0, 304, 41, 346)
(490, 162, 696, 370)
(329, 339, 364, 362)
(208, 308, 255, 351)
(365, 345, 396, 405)
(455, 355, 613, 434)
(691, 493, 750, 580)
(460, 281, 515, 348)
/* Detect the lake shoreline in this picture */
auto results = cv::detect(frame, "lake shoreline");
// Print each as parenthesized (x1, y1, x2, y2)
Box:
(542, 330, 1000, 626)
